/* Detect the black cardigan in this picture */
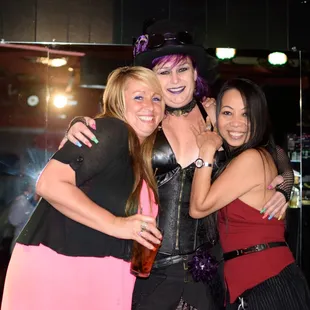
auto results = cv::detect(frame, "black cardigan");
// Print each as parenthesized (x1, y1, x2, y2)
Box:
(17, 117, 134, 260)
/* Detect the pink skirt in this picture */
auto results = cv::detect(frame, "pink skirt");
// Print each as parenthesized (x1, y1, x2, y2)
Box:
(1, 243, 136, 310)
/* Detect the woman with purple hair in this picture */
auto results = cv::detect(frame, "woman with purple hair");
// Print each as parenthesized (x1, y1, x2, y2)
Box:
(60, 20, 293, 310)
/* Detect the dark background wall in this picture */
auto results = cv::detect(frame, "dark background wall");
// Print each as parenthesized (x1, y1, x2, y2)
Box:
(0, 0, 114, 43)
(0, 0, 309, 298)
(0, 0, 309, 51)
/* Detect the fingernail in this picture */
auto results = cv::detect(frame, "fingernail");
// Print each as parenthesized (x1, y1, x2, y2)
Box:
(86, 142, 92, 148)
(260, 208, 266, 214)
(267, 185, 272, 190)
(76, 142, 82, 147)
(278, 215, 282, 221)
(91, 137, 99, 144)
(268, 215, 274, 220)
(91, 123, 96, 130)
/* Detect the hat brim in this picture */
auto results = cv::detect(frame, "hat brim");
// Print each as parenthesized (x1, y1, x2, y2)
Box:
(134, 45, 218, 83)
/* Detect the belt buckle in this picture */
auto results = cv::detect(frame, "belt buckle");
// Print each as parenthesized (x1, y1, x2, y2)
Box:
(183, 255, 188, 271)
(254, 244, 261, 252)
(243, 244, 261, 255)
(182, 255, 193, 283)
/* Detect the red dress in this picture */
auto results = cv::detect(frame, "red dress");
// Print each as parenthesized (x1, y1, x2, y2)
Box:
(218, 199, 295, 303)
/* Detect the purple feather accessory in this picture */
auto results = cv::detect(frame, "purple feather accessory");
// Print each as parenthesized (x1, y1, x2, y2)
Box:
(187, 247, 219, 283)
(133, 34, 149, 57)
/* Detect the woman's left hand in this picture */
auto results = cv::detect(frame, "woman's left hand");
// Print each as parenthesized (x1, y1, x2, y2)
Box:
(261, 175, 288, 220)
(192, 117, 223, 152)
(202, 97, 216, 127)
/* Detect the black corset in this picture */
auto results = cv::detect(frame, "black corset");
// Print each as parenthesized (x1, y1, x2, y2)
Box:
(152, 129, 224, 255)
(157, 164, 208, 255)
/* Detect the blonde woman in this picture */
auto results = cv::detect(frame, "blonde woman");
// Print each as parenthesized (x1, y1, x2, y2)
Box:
(2, 66, 164, 310)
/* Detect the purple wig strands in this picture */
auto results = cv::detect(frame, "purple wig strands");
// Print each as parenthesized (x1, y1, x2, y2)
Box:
(151, 54, 209, 102)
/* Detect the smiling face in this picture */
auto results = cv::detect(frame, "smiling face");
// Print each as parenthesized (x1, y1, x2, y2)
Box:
(217, 89, 250, 148)
(124, 78, 164, 142)
(153, 56, 197, 108)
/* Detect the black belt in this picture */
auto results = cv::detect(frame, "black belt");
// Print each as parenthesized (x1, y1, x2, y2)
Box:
(153, 254, 190, 269)
(223, 241, 288, 261)
(153, 243, 213, 269)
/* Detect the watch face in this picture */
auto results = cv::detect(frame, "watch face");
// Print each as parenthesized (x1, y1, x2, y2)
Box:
(195, 158, 204, 168)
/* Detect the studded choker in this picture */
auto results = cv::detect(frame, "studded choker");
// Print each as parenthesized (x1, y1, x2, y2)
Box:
(165, 99, 197, 116)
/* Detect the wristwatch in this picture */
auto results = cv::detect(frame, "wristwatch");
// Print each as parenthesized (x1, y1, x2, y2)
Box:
(194, 158, 213, 168)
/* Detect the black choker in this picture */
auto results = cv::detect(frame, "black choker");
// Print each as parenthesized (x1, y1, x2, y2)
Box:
(165, 99, 197, 116)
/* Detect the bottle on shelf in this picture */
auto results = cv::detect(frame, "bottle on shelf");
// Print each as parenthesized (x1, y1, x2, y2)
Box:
(289, 170, 301, 208)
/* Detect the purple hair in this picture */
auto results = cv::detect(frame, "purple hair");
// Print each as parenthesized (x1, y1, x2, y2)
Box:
(151, 54, 209, 102)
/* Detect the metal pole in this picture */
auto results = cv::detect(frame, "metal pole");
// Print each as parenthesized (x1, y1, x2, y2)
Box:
(298, 50, 303, 268)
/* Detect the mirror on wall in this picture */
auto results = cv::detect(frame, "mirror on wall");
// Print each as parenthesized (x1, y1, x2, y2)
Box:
(0, 40, 309, 298)
(0, 45, 49, 294)
(0, 45, 48, 221)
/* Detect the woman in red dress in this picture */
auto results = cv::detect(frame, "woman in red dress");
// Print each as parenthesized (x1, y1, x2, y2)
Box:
(190, 78, 310, 309)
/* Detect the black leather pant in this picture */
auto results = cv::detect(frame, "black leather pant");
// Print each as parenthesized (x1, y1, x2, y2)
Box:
(132, 260, 221, 310)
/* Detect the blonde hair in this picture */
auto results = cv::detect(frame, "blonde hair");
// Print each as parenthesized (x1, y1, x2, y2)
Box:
(97, 66, 163, 215)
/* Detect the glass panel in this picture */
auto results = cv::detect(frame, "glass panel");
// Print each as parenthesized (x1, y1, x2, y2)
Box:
(301, 52, 310, 285)
(0, 45, 49, 281)
(45, 44, 129, 135)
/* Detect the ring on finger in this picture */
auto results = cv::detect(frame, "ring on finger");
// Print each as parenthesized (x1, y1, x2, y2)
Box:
(205, 125, 211, 131)
(140, 221, 148, 232)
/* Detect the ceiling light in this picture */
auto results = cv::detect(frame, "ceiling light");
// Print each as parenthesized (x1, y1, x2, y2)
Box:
(27, 95, 39, 107)
(35, 57, 67, 67)
(268, 52, 287, 65)
(215, 48, 236, 60)
(53, 95, 67, 108)
(49, 58, 67, 67)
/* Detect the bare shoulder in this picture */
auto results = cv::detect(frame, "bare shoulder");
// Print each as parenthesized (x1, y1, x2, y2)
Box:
(232, 148, 265, 166)
(230, 148, 276, 174)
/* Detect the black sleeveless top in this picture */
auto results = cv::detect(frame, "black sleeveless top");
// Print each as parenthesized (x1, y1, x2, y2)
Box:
(153, 130, 205, 255)
(151, 101, 225, 256)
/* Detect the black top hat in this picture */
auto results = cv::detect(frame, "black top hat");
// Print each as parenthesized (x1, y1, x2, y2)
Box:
(133, 19, 218, 82)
